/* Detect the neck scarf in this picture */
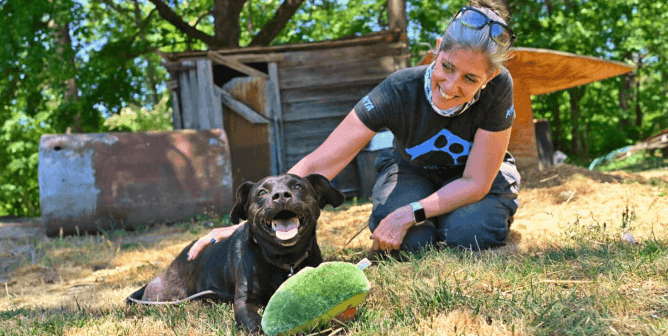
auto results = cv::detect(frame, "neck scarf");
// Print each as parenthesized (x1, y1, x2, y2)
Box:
(423, 62, 480, 117)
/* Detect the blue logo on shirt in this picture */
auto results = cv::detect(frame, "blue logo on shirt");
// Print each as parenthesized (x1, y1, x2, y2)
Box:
(405, 129, 472, 164)
(362, 95, 375, 112)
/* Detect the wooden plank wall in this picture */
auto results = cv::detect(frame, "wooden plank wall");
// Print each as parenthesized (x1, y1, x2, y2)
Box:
(175, 60, 224, 131)
(170, 40, 409, 197)
(222, 77, 273, 193)
(276, 42, 409, 194)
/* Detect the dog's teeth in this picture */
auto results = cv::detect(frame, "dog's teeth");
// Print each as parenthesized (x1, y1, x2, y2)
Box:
(271, 222, 276, 232)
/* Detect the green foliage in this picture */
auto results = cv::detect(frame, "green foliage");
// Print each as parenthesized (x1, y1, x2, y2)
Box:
(405, 0, 466, 64)
(510, 0, 668, 164)
(0, 111, 52, 216)
(239, 0, 387, 46)
(2, 0, 667, 216)
(103, 93, 173, 132)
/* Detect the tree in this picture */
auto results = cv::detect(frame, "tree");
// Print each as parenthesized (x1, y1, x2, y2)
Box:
(508, 0, 668, 162)
(147, 0, 305, 49)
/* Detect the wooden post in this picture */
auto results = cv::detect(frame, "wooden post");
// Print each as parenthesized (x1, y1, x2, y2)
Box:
(167, 80, 182, 129)
(187, 63, 201, 129)
(267, 62, 285, 175)
(196, 60, 213, 129)
(179, 61, 196, 129)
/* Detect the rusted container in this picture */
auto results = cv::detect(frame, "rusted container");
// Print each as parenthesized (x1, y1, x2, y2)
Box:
(38, 129, 233, 237)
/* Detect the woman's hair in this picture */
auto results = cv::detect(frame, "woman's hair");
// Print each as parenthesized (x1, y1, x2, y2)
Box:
(436, 0, 512, 74)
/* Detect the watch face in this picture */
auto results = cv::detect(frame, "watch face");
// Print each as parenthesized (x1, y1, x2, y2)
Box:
(411, 202, 427, 223)
(414, 208, 427, 223)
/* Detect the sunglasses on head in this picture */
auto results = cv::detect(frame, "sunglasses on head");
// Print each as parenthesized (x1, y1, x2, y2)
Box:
(454, 6, 516, 47)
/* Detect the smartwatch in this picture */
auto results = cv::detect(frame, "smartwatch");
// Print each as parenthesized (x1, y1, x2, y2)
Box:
(410, 202, 427, 224)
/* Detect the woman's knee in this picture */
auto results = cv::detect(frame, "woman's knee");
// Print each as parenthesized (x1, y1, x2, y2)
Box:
(399, 222, 439, 252)
(437, 196, 515, 251)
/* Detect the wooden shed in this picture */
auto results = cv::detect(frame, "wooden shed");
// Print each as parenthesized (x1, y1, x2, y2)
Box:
(163, 31, 410, 196)
(418, 47, 635, 170)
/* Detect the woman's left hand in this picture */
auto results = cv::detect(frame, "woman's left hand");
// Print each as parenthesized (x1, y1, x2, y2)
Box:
(371, 205, 415, 251)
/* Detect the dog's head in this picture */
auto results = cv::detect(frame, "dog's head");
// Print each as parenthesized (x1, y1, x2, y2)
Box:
(230, 174, 345, 246)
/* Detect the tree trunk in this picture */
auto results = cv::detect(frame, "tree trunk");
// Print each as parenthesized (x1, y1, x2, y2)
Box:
(55, 20, 82, 133)
(150, 0, 304, 49)
(249, 0, 305, 46)
(552, 93, 561, 151)
(635, 54, 643, 127)
(583, 122, 589, 161)
(568, 87, 584, 156)
(388, 0, 407, 34)
(618, 52, 634, 130)
(213, 0, 246, 48)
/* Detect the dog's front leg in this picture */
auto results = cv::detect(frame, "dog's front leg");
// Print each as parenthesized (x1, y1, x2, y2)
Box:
(233, 296, 264, 334)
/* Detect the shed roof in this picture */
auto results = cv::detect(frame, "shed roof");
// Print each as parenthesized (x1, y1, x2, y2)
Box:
(161, 30, 405, 63)
(505, 47, 635, 95)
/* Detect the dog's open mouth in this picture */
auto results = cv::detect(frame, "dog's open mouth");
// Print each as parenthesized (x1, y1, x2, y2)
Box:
(267, 210, 302, 241)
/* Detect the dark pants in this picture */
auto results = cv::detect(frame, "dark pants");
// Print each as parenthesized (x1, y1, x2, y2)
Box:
(368, 149, 520, 252)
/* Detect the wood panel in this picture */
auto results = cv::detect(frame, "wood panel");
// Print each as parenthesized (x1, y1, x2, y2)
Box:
(171, 89, 182, 129)
(223, 77, 272, 193)
(187, 66, 201, 129)
(282, 100, 358, 122)
(267, 63, 285, 174)
(278, 55, 400, 90)
(507, 79, 538, 169)
(215, 86, 269, 124)
(178, 64, 195, 129)
(283, 118, 346, 140)
(278, 42, 407, 68)
(196, 60, 213, 129)
(281, 83, 377, 104)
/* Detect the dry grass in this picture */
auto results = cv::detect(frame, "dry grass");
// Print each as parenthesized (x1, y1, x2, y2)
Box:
(1, 164, 667, 335)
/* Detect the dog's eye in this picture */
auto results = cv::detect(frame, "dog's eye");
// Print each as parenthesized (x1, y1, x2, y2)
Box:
(257, 189, 268, 196)
(294, 184, 304, 190)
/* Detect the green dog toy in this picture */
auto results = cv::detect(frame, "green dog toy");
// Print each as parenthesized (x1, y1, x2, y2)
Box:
(261, 260, 371, 335)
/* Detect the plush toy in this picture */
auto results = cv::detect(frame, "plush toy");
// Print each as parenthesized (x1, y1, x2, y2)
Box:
(261, 260, 371, 335)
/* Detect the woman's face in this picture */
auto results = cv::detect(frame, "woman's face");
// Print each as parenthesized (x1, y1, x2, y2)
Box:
(430, 46, 498, 110)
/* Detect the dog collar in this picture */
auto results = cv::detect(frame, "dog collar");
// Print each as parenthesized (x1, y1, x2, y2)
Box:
(253, 237, 312, 277)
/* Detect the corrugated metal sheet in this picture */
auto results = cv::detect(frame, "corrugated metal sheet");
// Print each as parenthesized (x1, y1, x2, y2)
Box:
(39, 129, 233, 237)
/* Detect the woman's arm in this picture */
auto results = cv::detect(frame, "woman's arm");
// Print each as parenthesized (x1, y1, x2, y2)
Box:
(371, 127, 512, 251)
(289, 109, 377, 179)
(189, 109, 376, 260)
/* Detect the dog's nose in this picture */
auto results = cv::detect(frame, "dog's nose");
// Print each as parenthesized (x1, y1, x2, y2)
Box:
(272, 190, 292, 203)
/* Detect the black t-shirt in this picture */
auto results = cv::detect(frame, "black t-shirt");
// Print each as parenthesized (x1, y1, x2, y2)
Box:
(354, 65, 515, 169)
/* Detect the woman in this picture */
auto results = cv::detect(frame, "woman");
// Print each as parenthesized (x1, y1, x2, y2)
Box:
(188, 0, 520, 260)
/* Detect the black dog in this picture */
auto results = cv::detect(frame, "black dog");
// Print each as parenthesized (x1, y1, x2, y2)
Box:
(127, 174, 345, 333)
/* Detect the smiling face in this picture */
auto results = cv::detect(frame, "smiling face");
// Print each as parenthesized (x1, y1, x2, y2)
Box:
(430, 44, 499, 111)
(248, 175, 320, 246)
(229, 174, 344, 249)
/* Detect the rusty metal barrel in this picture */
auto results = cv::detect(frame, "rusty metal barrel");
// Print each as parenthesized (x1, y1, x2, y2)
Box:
(38, 129, 234, 237)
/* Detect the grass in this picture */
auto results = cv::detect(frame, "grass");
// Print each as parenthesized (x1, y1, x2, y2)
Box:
(1, 159, 667, 335)
(1, 212, 667, 336)
(595, 149, 668, 173)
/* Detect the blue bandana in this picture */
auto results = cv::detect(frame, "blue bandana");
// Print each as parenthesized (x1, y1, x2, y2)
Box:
(423, 62, 480, 117)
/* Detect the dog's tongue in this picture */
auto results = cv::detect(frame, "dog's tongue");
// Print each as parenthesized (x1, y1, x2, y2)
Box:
(272, 217, 299, 240)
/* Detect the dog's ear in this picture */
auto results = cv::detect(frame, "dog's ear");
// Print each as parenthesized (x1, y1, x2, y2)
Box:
(304, 174, 346, 209)
(230, 181, 254, 224)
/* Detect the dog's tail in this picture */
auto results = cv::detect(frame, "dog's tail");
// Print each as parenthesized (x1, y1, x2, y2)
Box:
(126, 289, 220, 306)
(125, 285, 148, 306)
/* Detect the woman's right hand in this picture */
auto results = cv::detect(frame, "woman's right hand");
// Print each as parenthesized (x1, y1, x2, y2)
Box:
(187, 223, 243, 261)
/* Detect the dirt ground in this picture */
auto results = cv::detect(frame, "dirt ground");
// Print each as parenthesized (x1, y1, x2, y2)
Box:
(0, 164, 667, 311)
